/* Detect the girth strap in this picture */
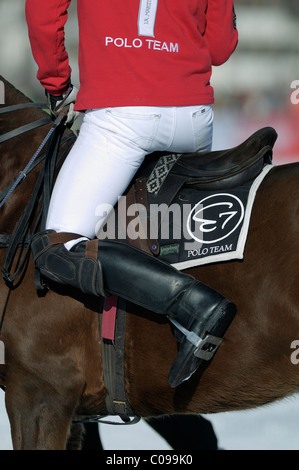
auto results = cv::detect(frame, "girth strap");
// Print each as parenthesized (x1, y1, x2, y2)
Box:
(101, 296, 139, 423)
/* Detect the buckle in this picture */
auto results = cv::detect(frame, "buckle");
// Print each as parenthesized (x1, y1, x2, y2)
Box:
(193, 334, 223, 360)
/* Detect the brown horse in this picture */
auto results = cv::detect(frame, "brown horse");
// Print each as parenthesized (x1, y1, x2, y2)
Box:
(1, 76, 299, 450)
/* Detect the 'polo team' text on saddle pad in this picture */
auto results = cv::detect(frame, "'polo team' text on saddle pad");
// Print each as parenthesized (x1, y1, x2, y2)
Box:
(156, 165, 273, 269)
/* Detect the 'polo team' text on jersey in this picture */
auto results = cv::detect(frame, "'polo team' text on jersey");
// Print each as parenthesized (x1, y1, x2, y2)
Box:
(25, 0, 238, 110)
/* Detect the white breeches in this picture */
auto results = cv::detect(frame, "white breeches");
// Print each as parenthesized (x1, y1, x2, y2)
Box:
(46, 105, 214, 239)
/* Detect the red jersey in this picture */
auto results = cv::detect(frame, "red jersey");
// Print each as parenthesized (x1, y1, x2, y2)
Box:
(25, 0, 238, 111)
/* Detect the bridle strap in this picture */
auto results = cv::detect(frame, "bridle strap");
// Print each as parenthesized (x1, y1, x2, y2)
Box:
(0, 102, 45, 114)
(0, 102, 51, 144)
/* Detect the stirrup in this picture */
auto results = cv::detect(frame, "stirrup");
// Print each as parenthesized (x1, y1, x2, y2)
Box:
(168, 317, 223, 361)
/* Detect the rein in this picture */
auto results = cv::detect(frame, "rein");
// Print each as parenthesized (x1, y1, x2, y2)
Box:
(0, 103, 64, 208)
(0, 103, 75, 287)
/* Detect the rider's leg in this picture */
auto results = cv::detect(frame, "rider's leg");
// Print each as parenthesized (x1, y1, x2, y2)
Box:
(46, 106, 214, 239)
(32, 106, 235, 387)
(32, 231, 236, 387)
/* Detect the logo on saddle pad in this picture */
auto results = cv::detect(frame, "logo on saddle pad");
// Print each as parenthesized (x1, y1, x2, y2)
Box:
(186, 193, 244, 245)
(157, 166, 274, 270)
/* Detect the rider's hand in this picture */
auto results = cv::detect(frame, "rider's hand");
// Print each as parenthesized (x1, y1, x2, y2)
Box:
(46, 84, 79, 126)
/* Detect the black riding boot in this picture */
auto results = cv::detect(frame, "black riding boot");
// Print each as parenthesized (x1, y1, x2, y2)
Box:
(31, 230, 236, 387)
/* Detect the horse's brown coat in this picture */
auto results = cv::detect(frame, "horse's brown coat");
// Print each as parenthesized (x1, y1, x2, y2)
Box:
(1, 76, 299, 449)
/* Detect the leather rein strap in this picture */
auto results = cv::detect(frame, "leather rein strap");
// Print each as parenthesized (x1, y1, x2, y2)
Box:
(0, 103, 75, 287)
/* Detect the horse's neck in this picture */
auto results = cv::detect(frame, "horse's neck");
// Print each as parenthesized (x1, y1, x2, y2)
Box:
(0, 76, 47, 137)
(0, 78, 50, 231)
(0, 75, 32, 107)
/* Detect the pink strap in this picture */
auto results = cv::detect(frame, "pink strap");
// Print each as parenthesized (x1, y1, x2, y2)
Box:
(102, 295, 118, 341)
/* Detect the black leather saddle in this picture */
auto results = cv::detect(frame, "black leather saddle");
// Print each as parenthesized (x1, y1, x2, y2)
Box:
(121, 127, 278, 255)
(172, 126, 277, 190)
(134, 126, 277, 203)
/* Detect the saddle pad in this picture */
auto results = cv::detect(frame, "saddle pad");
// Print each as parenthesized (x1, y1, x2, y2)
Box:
(155, 164, 274, 270)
